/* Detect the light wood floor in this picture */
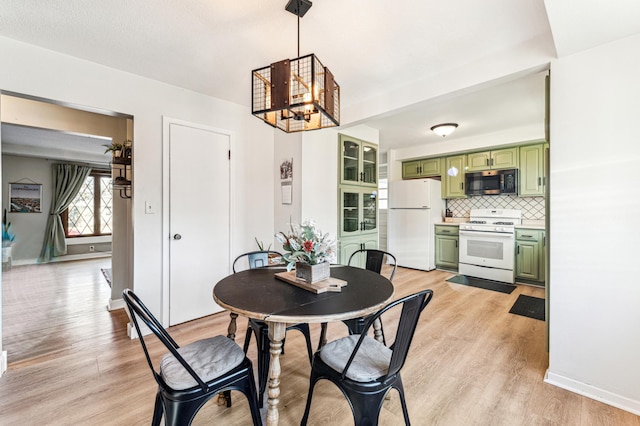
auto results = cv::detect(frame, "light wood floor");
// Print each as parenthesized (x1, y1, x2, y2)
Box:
(1, 259, 638, 425)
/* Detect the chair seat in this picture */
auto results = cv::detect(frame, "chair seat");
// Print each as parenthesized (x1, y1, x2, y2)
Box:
(160, 335, 245, 390)
(320, 335, 392, 382)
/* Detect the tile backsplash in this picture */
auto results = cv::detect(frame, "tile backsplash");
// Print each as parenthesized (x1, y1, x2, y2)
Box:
(446, 195, 545, 220)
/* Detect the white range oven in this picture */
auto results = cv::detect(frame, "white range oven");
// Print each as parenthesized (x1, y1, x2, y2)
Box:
(458, 209, 522, 284)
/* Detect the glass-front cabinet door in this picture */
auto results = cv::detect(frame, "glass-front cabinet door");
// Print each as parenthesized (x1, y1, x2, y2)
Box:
(341, 188, 361, 236)
(339, 134, 377, 188)
(361, 189, 378, 232)
(339, 187, 378, 237)
(361, 143, 377, 186)
(341, 139, 360, 185)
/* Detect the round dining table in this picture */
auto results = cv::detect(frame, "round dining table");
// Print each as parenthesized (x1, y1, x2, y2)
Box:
(213, 264, 395, 426)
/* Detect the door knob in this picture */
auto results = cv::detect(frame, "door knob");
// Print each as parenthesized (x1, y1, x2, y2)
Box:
(173, 234, 182, 240)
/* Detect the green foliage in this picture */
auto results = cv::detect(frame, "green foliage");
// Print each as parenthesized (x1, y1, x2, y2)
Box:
(2, 209, 15, 244)
(255, 237, 272, 251)
(275, 220, 337, 271)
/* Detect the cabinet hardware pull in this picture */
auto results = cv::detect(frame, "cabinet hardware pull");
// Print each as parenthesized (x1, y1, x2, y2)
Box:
(455, 241, 458, 248)
(486, 158, 489, 166)
(522, 235, 533, 238)
(538, 177, 542, 186)
(491, 158, 494, 166)
(517, 246, 520, 254)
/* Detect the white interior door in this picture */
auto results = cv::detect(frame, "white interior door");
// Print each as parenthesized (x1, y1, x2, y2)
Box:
(168, 122, 230, 325)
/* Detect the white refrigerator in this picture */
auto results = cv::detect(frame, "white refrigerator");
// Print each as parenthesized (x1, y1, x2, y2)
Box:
(388, 179, 445, 271)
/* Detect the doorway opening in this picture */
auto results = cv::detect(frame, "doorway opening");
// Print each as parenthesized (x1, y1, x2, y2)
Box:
(1, 91, 133, 366)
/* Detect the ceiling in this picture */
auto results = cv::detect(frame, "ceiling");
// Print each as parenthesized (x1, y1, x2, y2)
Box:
(1, 1, 639, 153)
(1, 123, 111, 164)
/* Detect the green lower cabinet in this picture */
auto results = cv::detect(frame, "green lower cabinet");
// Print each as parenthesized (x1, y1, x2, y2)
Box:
(515, 229, 545, 285)
(435, 225, 459, 271)
(339, 235, 378, 267)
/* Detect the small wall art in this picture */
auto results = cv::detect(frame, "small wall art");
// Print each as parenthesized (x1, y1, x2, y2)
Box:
(280, 158, 293, 205)
(9, 182, 42, 213)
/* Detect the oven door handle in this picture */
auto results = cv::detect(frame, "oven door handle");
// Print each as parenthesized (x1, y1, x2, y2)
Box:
(459, 230, 514, 239)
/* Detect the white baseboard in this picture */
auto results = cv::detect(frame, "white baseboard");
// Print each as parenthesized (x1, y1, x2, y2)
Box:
(127, 322, 140, 340)
(1, 351, 7, 376)
(545, 369, 640, 416)
(108, 298, 125, 311)
(12, 258, 39, 266)
(51, 252, 111, 262)
(12, 253, 112, 266)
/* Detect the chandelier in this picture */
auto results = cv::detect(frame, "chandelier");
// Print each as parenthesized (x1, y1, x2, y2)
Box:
(251, 0, 340, 132)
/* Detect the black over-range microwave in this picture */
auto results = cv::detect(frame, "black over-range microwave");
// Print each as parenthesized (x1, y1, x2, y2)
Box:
(465, 169, 517, 196)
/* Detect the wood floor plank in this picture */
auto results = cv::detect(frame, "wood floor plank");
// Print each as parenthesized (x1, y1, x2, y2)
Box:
(1, 260, 638, 425)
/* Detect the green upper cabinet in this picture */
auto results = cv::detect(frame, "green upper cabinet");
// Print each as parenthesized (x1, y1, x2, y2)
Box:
(339, 134, 377, 187)
(466, 147, 519, 172)
(443, 155, 467, 198)
(519, 143, 546, 196)
(402, 158, 441, 179)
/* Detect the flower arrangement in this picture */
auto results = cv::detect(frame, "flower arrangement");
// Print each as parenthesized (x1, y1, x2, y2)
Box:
(275, 220, 337, 271)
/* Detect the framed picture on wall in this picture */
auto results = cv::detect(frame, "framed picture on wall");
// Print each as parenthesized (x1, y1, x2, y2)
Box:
(9, 183, 42, 213)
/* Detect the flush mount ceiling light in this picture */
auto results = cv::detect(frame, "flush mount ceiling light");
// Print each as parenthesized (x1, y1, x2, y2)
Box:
(251, 0, 340, 133)
(430, 123, 458, 137)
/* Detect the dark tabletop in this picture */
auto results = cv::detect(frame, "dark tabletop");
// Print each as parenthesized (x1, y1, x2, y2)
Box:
(213, 265, 395, 323)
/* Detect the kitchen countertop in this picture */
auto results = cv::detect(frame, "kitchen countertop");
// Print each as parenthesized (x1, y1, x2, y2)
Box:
(435, 220, 546, 230)
(517, 220, 545, 230)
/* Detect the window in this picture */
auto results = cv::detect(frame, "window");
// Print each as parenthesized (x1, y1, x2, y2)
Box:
(63, 171, 113, 237)
(378, 178, 388, 209)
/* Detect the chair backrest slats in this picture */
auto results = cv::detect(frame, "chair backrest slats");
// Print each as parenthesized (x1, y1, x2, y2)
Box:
(233, 250, 284, 273)
(348, 249, 397, 282)
(340, 289, 433, 381)
(123, 289, 209, 392)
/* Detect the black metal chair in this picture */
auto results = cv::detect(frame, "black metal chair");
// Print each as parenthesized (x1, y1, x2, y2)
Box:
(232, 250, 314, 407)
(319, 249, 397, 347)
(122, 289, 262, 426)
(301, 289, 434, 426)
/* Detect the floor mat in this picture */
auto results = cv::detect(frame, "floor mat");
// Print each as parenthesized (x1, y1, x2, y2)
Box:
(509, 294, 545, 321)
(446, 275, 516, 294)
(101, 268, 112, 288)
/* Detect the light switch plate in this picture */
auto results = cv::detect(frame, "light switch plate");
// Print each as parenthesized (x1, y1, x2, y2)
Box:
(145, 201, 155, 214)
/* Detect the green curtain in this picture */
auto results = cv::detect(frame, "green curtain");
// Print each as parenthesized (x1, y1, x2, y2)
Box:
(39, 164, 92, 262)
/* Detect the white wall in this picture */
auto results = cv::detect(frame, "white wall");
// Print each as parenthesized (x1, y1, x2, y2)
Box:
(0, 36, 274, 327)
(273, 130, 302, 250)
(546, 33, 640, 414)
(1, 155, 52, 262)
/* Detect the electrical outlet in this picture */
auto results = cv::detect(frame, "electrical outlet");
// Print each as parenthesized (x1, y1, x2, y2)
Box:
(89, 245, 95, 252)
